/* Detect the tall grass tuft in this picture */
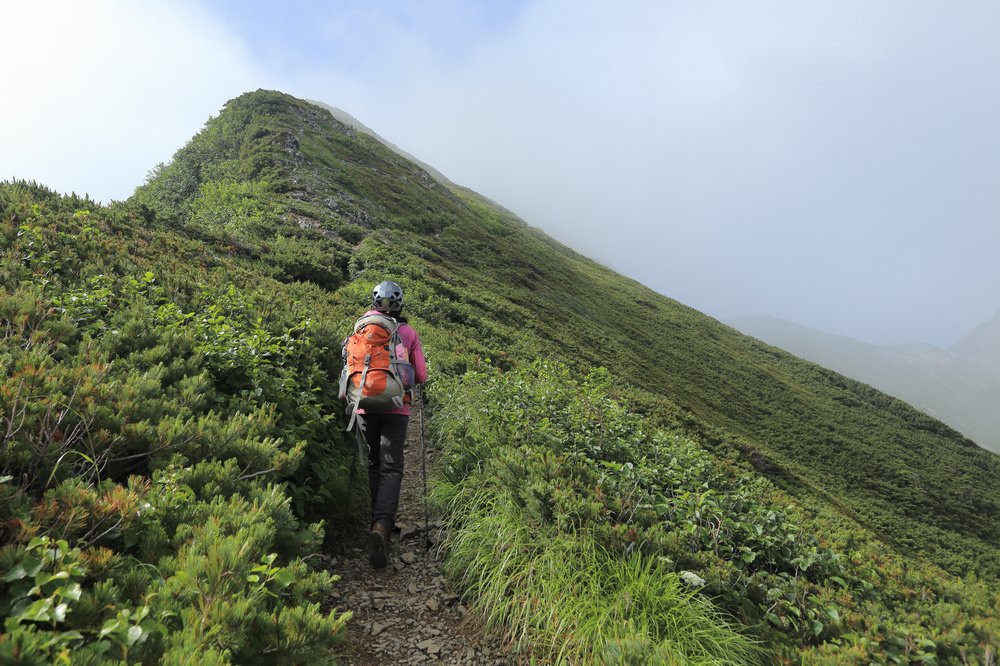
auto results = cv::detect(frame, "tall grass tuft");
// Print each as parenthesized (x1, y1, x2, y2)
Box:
(433, 481, 764, 665)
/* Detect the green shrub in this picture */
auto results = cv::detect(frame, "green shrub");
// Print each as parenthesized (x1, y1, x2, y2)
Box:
(430, 361, 1000, 663)
(0, 184, 353, 663)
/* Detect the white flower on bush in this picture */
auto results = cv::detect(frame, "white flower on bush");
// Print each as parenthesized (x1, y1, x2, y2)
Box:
(680, 571, 706, 588)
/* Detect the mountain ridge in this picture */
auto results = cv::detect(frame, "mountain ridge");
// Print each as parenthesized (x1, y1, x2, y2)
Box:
(305, 99, 456, 187)
(131, 91, 999, 580)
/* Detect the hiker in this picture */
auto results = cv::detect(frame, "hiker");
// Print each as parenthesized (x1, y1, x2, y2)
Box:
(341, 280, 427, 568)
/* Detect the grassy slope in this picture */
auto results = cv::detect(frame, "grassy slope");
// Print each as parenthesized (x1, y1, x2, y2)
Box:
(134, 90, 1000, 581)
(377, 180, 1000, 579)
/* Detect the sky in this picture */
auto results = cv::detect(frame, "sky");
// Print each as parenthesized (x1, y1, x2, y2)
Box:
(3, 1, 999, 347)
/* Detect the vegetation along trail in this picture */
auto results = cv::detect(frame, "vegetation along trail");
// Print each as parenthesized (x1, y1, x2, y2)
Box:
(328, 395, 509, 665)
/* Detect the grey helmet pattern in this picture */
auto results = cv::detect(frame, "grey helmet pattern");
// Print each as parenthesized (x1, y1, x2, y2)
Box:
(372, 281, 404, 313)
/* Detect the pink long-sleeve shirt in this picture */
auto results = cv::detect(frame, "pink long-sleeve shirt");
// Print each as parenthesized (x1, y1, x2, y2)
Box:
(358, 311, 427, 416)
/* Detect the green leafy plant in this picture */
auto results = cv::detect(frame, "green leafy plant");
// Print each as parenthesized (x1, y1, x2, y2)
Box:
(2, 536, 85, 628)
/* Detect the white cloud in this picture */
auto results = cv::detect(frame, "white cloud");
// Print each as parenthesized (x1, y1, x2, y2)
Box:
(1, 0, 266, 201)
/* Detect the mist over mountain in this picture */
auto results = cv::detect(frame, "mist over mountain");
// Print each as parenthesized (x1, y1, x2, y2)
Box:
(731, 314, 1000, 453)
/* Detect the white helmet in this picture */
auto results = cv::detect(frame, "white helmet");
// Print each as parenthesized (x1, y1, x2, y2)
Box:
(372, 281, 403, 313)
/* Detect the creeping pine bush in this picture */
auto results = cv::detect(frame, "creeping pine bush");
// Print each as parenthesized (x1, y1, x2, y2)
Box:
(0, 185, 351, 664)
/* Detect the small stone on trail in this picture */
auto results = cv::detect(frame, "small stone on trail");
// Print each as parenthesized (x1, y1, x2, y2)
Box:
(416, 638, 442, 654)
(408, 582, 418, 595)
(371, 622, 387, 636)
(425, 598, 440, 612)
(401, 524, 421, 539)
(401, 551, 417, 564)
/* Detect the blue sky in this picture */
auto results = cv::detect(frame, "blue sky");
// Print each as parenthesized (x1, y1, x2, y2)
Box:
(198, 1, 528, 75)
(3, 1, 999, 346)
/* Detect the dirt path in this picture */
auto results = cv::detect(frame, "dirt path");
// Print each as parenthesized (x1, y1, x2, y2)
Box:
(327, 401, 510, 665)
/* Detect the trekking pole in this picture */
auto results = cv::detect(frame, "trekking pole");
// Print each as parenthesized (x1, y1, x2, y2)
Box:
(344, 423, 367, 523)
(418, 385, 430, 548)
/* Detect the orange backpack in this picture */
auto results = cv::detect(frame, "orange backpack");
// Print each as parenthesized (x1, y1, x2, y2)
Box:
(339, 313, 415, 431)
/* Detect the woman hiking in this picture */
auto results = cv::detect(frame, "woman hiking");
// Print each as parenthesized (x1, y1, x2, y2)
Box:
(342, 281, 427, 568)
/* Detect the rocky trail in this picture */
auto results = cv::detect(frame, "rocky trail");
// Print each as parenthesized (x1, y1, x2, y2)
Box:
(325, 400, 511, 665)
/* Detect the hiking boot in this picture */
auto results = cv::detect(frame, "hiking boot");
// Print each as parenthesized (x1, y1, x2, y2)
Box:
(368, 521, 390, 568)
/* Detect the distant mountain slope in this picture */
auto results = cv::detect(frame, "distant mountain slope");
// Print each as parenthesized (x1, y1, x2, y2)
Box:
(952, 310, 1000, 364)
(130, 91, 1000, 582)
(730, 314, 1000, 453)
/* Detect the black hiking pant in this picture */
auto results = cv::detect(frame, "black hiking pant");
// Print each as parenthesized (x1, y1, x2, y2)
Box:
(363, 413, 409, 533)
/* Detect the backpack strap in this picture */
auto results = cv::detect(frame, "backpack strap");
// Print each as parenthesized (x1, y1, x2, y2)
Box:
(346, 352, 373, 432)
